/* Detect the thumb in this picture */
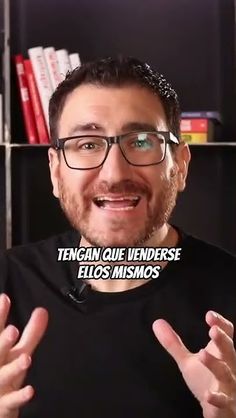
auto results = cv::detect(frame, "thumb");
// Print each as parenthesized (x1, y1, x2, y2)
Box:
(152, 319, 190, 366)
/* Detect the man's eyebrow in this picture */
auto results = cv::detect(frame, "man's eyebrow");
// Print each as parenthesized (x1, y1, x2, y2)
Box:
(120, 122, 157, 133)
(67, 122, 158, 137)
(68, 123, 104, 136)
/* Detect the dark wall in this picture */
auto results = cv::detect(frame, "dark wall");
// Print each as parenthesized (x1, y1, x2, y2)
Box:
(172, 145, 236, 254)
(10, 0, 236, 138)
(11, 146, 69, 245)
(10, 145, 236, 255)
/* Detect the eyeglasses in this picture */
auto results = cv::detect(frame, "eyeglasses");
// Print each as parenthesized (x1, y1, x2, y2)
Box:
(53, 131, 179, 170)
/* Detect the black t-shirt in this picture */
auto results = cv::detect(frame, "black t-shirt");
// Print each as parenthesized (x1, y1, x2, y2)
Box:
(0, 229, 236, 418)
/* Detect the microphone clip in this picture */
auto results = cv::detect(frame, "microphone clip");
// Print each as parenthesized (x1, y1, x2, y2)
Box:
(62, 282, 90, 305)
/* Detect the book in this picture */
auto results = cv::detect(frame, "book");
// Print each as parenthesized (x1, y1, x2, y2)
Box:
(181, 111, 222, 123)
(28, 46, 53, 129)
(44, 46, 62, 90)
(181, 118, 218, 141)
(0, 61, 3, 143)
(180, 118, 208, 133)
(0, 94, 3, 143)
(181, 132, 208, 143)
(56, 49, 71, 79)
(24, 59, 49, 144)
(69, 53, 81, 70)
(14, 54, 39, 144)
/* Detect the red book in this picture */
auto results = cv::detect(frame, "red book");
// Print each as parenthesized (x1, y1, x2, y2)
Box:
(24, 59, 49, 144)
(14, 54, 39, 144)
(180, 118, 209, 133)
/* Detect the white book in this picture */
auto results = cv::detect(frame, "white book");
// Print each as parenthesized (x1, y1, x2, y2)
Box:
(0, 94, 3, 143)
(44, 46, 63, 90)
(56, 49, 71, 79)
(56, 49, 71, 80)
(28, 46, 53, 129)
(69, 53, 81, 70)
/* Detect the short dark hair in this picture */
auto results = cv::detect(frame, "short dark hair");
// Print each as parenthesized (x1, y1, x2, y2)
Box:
(49, 56, 181, 142)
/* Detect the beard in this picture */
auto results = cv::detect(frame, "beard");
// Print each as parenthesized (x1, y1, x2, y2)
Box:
(57, 167, 179, 247)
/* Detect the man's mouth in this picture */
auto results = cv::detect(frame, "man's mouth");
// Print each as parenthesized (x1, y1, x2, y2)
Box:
(93, 195, 141, 211)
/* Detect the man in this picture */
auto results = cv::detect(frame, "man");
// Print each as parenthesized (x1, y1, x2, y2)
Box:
(0, 56, 235, 418)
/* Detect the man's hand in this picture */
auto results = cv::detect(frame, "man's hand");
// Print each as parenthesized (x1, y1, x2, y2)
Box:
(0, 293, 48, 418)
(153, 311, 236, 418)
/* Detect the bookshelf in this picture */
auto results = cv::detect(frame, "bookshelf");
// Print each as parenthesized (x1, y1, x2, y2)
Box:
(0, 0, 236, 253)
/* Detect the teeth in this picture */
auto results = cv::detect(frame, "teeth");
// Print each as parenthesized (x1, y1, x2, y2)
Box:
(93, 195, 141, 210)
(95, 196, 139, 202)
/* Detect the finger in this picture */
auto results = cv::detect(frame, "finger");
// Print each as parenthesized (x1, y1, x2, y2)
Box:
(0, 326, 19, 366)
(205, 390, 231, 408)
(206, 311, 234, 339)
(153, 319, 190, 366)
(9, 308, 49, 359)
(199, 349, 234, 384)
(0, 385, 34, 417)
(0, 353, 31, 391)
(209, 326, 236, 366)
(0, 295, 11, 333)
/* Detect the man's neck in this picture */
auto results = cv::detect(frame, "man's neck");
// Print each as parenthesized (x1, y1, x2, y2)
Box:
(79, 224, 179, 293)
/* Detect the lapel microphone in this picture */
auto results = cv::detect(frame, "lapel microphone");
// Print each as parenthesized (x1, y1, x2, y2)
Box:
(61, 281, 92, 310)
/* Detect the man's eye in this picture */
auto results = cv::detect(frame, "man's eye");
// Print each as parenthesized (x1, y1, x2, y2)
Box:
(73, 140, 104, 151)
(131, 139, 153, 149)
(79, 142, 97, 150)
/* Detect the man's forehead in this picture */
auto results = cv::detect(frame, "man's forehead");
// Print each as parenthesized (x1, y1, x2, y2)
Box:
(63, 84, 166, 110)
(66, 121, 162, 137)
(58, 84, 167, 136)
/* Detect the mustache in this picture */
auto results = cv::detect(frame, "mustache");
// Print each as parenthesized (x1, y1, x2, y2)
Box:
(87, 180, 152, 199)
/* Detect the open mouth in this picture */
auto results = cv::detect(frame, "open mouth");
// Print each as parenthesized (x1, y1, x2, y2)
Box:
(93, 195, 141, 210)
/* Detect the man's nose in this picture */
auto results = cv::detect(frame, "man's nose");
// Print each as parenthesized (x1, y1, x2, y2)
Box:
(98, 144, 134, 182)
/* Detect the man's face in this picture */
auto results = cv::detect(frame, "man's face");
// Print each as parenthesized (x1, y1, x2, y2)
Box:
(49, 84, 189, 247)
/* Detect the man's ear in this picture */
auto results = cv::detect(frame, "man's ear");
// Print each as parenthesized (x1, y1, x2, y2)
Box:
(175, 142, 191, 192)
(48, 147, 60, 198)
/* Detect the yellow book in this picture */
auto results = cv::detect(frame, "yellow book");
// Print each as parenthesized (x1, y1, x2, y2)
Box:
(181, 132, 208, 143)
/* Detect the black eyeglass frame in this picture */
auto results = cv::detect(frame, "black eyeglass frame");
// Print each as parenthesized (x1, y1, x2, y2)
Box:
(53, 131, 179, 170)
